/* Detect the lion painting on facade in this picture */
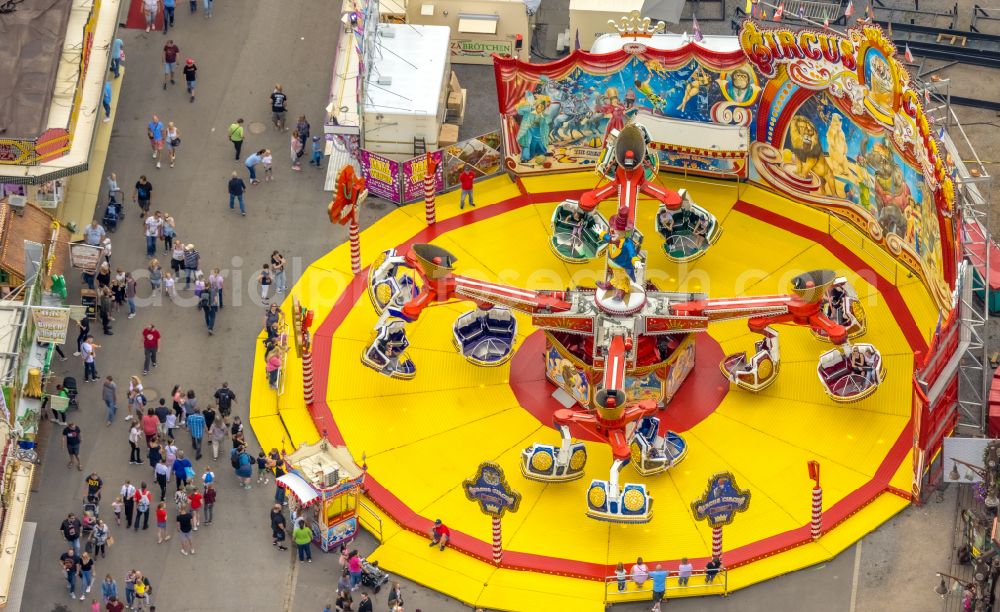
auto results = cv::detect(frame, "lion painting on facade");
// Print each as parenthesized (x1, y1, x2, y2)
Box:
(786, 115, 837, 197)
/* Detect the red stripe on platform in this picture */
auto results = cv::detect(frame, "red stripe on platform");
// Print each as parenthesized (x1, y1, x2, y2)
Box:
(304, 190, 918, 581)
(124, 0, 165, 30)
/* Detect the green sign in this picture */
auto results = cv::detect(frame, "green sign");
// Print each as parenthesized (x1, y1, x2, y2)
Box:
(450, 39, 513, 58)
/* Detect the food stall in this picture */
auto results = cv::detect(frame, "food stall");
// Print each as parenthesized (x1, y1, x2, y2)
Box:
(406, 0, 531, 65)
(277, 440, 366, 552)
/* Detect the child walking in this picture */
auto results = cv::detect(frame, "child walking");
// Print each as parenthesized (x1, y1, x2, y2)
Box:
(262, 149, 273, 182)
(257, 451, 269, 484)
(309, 136, 323, 167)
(163, 272, 176, 299)
(112, 497, 123, 526)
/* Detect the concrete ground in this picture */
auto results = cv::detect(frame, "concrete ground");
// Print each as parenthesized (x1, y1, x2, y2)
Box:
(16, 1, 996, 612)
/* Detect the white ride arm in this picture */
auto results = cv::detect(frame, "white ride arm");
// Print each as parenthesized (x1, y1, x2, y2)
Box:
(556, 425, 573, 466)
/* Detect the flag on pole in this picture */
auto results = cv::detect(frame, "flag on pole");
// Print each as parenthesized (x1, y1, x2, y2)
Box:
(904, 43, 914, 63)
(845, 0, 854, 17)
(574, 29, 580, 51)
(938, 126, 945, 139)
(823, 11, 829, 28)
(797, 6, 805, 18)
(865, 1, 872, 20)
(924, 88, 931, 103)
(693, 16, 703, 42)
(774, 2, 784, 21)
(745, 0, 752, 13)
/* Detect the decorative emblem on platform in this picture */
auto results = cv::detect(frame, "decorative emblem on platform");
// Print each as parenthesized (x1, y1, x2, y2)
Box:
(463, 461, 521, 565)
(608, 11, 666, 39)
(691, 471, 750, 527)
(463, 461, 521, 518)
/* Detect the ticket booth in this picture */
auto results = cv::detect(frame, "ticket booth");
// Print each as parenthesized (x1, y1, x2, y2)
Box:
(277, 441, 366, 552)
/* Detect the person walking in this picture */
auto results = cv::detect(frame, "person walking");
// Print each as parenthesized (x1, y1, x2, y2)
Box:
(156, 501, 171, 543)
(147, 116, 165, 168)
(162, 0, 175, 33)
(161, 215, 175, 253)
(173, 450, 193, 491)
(234, 445, 253, 489)
(270, 251, 287, 293)
(187, 409, 205, 459)
(133, 176, 153, 215)
(102, 376, 117, 426)
(245, 149, 265, 185)
(154, 458, 169, 501)
(270, 504, 288, 550)
(208, 268, 224, 309)
(227, 172, 247, 216)
(144, 211, 161, 258)
(110, 38, 123, 79)
(128, 422, 142, 465)
(63, 422, 83, 470)
(293, 520, 313, 562)
(84, 220, 106, 247)
(61, 513, 83, 556)
(141, 324, 160, 375)
(202, 287, 219, 335)
(78, 552, 95, 599)
(348, 550, 363, 590)
(141, 409, 159, 446)
(229, 119, 245, 160)
(213, 382, 236, 419)
(207, 418, 225, 460)
(134, 483, 152, 530)
(123, 570, 137, 610)
(271, 85, 288, 130)
(182, 243, 199, 288)
(296, 115, 311, 146)
(176, 504, 195, 555)
(162, 41, 179, 90)
(290, 130, 303, 171)
(202, 0, 212, 17)
(165, 122, 179, 168)
(102, 81, 112, 123)
(125, 273, 137, 319)
(61, 547, 81, 600)
(98, 287, 114, 335)
(203, 482, 216, 524)
(92, 519, 109, 558)
(81, 336, 99, 382)
(258, 263, 272, 304)
(459, 164, 476, 209)
(170, 238, 184, 281)
(187, 486, 203, 529)
(182, 58, 197, 103)
(100, 574, 117, 605)
(120, 481, 136, 528)
(141, 0, 158, 32)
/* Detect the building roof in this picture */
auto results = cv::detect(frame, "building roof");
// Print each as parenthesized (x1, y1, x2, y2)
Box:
(590, 32, 743, 54)
(0, 202, 69, 285)
(363, 24, 450, 117)
(0, 0, 73, 139)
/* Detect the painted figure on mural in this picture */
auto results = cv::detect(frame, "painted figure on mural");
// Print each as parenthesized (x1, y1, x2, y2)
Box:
(597, 88, 628, 141)
(824, 114, 851, 179)
(720, 68, 756, 105)
(785, 116, 837, 197)
(856, 140, 911, 236)
(678, 66, 712, 112)
(634, 78, 666, 113)
(516, 93, 552, 163)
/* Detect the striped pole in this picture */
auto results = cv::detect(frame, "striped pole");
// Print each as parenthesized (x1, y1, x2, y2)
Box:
(492, 516, 502, 565)
(712, 525, 723, 560)
(302, 349, 315, 406)
(349, 219, 361, 274)
(810, 486, 823, 540)
(424, 163, 437, 225)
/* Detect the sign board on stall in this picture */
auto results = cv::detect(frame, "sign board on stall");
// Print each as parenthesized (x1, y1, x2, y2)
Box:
(31, 306, 71, 344)
(358, 150, 401, 203)
(451, 39, 514, 61)
(401, 150, 444, 203)
(68, 243, 104, 272)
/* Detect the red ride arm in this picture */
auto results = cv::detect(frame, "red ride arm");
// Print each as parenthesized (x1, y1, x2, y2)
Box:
(579, 182, 619, 212)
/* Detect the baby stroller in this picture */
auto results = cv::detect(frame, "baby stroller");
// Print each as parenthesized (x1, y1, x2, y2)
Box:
(62, 376, 79, 412)
(359, 558, 389, 592)
(81, 501, 98, 554)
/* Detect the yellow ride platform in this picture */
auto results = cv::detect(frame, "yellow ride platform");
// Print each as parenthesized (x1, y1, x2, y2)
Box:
(251, 172, 936, 612)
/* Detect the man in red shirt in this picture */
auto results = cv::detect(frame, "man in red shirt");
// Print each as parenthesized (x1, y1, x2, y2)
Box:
(106, 595, 125, 611)
(142, 324, 160, 375)
(428, 518, 450, 551)
(458, 164, 476, 210)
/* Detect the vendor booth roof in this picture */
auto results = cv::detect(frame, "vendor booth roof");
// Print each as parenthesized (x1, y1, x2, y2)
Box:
(277, 473, 322, 508)
(284, 440, 364, 480)
(0, 203, 69, 286)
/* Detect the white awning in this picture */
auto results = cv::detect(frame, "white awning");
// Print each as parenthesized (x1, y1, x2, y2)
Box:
(277, 473, 321, 508)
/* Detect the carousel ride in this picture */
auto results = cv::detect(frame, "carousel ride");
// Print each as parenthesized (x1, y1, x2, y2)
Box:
(361, 122, 886, 523)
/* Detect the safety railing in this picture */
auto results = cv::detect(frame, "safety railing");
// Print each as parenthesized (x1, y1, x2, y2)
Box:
(603, 569, 728, 604)
(357, 499, 384, 542)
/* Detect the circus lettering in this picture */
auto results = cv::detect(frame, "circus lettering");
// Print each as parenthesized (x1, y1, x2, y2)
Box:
(740, 22, 856, 78)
